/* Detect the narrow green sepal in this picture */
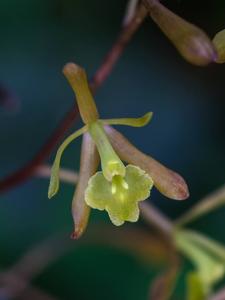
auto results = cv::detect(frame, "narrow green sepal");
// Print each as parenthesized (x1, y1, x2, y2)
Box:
(48, 125, 87, 198)
(101, 112, 153, 128)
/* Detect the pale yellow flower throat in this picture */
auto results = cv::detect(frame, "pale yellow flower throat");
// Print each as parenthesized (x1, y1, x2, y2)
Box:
(111, 175, 129, 196)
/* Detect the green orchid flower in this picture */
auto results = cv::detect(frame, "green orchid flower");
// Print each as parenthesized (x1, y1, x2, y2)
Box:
(48, 103, 153, 226)
(86, 119, 154, 226)
(48, 62, 189, 236)
(175, 229, 225, 299)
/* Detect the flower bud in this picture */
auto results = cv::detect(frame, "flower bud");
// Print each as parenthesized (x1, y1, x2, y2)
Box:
(212, 29, 225, 63)
(144, 0, 217, 66)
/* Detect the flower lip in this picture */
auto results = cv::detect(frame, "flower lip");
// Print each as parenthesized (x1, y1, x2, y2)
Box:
(85, 164, 154, 226)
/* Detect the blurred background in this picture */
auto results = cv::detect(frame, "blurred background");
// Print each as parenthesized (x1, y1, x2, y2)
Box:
(0, 0, 225, 299)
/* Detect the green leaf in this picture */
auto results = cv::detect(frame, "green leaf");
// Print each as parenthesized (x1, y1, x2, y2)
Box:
(101, 112, 153, 127)
(48, 125, 87, 199)
(85, 165, 153, 226)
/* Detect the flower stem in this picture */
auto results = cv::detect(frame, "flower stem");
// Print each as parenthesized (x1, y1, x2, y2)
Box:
(175, 184, 225, 227)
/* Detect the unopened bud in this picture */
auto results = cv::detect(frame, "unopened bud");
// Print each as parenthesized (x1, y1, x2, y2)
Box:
(144, 0, 217, 66)
(212, 29, 225, 63)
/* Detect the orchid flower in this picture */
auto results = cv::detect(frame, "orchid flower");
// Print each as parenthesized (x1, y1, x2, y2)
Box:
(175, 229, 225, 299)
(48, 62, 189, 237)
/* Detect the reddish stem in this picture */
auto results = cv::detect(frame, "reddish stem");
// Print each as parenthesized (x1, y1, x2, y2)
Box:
(0, 4, 147, 193)
(0, 107, 78, 192)
(90, 4, 147, 92)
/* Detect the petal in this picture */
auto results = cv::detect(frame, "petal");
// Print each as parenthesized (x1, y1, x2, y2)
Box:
(107, 211, 125, 226)
(101, 112, 153, 127)
(105, 126, 189, 200)
(48, 125, 87, 198)
(85, 171, 113, 210)
(106, 203, 139, 226)
(106, 201, 140, 226)
(125, 165, 153, 202)
(71, 133, 99, 239)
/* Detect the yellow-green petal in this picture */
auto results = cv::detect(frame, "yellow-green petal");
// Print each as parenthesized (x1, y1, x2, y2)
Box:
(101, 112, 153, 127)
(48, 125, 87, 198)
(85, 165, 153, 226)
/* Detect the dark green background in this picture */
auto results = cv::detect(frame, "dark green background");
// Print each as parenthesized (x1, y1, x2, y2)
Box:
(0, 0, 225, 299)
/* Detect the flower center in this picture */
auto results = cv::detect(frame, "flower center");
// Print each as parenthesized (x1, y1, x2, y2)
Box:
(111, 175, 129, 197)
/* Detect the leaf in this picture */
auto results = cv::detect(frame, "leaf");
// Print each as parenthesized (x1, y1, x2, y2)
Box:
(71, 133, 99, 239)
